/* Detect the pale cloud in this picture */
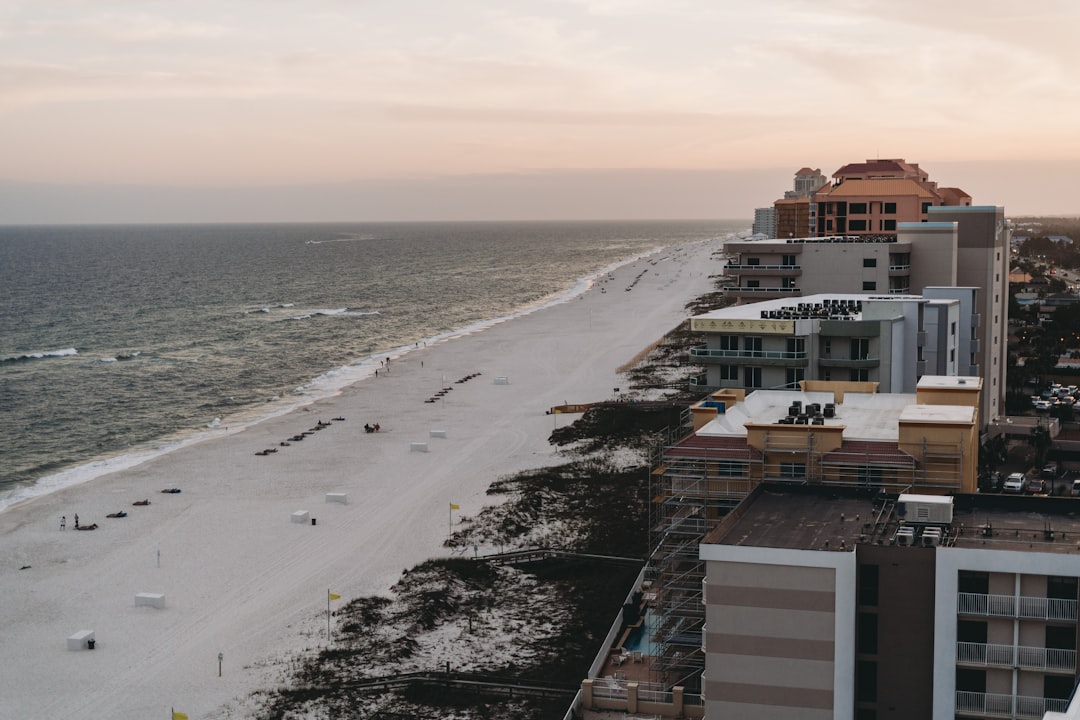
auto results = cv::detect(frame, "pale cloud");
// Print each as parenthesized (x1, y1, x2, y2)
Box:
(0, 0, 1078, 220)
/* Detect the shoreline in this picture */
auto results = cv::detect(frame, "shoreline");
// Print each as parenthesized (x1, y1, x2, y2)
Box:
(0, 238, 724, 719)
(0, 240, 701, 516)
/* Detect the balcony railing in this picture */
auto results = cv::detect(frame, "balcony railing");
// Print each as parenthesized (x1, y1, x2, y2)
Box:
(955, 691, 1069, 718)
(721, 286, 801, 295)
(956, 641, 1076, 672)
(887, 287, 912, 294)
(957, 592, 1078, 622)
(724, 263, 801, 271)
(889, 264, 911, 271)
(691, 348, 808, 361)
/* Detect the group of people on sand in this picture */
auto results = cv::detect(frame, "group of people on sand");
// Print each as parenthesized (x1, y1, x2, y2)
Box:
(363, 422, 381, 433)
(60, 497, 157, 530)
(60, 513, 99, 531)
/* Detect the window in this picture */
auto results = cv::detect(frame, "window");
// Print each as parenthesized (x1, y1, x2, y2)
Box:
(744, 366, 762, 388)
(746, 279, 760, 288)
(921, 202, 931, 214)
(882, 219, 896, 231)
(851, 338, 870, 360)
(957, 620, 988, 644)
(958, 571, 989, 595)
(1046, 625, 1076, 650)
(719, 365, 738, 381)
(745, 336, 762, 353)
(951, 322, 957, 335)
(862, 281, 876, 291)
(826, 219, 834, 231)
(719, 335, 738, 351)
(956, 668, 986, 694)
(950, 348, 956, 362)
(857, 466, 883, 487)
(785, 367, 804, 388)
(1046, 675, 1076, 700)
(883, 202, 896, 214)
(746, 257, 760, 266)
(782, 254, 797, 266)
(787, 338, 805, 355)
(858, 564, 879, 606)
(856, 661, 877, 703)
(857, 613, 878, 654)
(1048, 576, 1078, 600)
(849, 202, 867, 214)
(715, 461, 747, 477)
(780, 462, 806, 479)
(822, 338, 832, 356)
(863, 258, 877, 268)
(782, 277, 796, 289)
(849, 220, 867, 231)
(850, 369, 869, 381)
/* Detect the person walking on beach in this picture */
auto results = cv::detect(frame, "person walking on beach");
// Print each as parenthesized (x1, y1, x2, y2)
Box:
(60, 516, 66, 530)
(74, 514, 79, 529)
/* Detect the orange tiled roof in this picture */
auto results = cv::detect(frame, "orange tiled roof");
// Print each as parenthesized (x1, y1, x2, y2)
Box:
(816, 178, 938, 199)
(833, 159, 922, 178)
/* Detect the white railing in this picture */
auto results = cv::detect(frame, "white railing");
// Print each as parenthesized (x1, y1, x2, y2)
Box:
(956, 642, 1076, 672)
(956, 691, 1070, 718)
(957, 592, 1077, 621)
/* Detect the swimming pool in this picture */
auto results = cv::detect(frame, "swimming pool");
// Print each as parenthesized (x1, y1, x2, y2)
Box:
(622, 609, 658, 655)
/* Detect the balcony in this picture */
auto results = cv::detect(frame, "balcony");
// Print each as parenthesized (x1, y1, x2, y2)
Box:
(956, 641, 1076, 673)
(691, 347, 808, 367)
(957, 592, 1078, 622)
(817, 355, 879, 369)
(887, 287, 912, 295)
(724, 263, 802, 275)
(955, 691, 1069, 719)
(721, 286, 801, 298)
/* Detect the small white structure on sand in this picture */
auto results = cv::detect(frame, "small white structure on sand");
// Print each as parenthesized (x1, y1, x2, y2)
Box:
(291, 510, 310, 524)
(494, 376, 509, 385)
(325, 493, 348, 504)
(409, 442, 429, 452)
(429, 429, 447, 439)
(135, 593, 166, 609)
(67, 630, 95, 650)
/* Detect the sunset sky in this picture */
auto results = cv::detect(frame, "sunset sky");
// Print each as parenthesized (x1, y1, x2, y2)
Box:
(1, 0, 1077, 223)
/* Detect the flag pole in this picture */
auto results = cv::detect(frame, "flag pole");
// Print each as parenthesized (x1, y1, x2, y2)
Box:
(327, 589, 331, 644)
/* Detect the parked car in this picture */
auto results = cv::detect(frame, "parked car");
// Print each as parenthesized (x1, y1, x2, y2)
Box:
(1025, 478, 1048, 495)
(1042, 464, 1059, 479)
(1034, 400, 1051, 412)
(1072, 479, 1080, 497)
(1003, 473, 1026, 493)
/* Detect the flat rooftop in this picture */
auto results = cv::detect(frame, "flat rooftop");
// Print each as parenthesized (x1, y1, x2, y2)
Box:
(704, 485, 1080, 556)
(698, 388, 915, 441)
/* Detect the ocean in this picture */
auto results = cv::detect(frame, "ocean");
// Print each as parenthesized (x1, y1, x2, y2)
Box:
(0, 220, 744, 511)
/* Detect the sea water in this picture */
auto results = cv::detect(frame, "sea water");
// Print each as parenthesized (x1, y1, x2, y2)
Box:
(0, 220, 744, 510)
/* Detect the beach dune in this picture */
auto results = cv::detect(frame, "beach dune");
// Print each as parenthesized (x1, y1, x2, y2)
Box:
(0, 241, 720, 719)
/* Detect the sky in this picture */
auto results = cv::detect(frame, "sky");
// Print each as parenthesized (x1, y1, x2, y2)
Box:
(1, 0, 1078, 223)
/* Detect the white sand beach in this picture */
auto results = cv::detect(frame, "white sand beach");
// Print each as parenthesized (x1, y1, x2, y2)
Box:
(0, 240, 721, 719)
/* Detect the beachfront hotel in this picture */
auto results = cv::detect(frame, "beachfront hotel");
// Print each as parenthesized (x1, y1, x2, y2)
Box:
(754, 159, 971, 241)
(717, 204, 1010, 426)
(699, 486, 1080, 720)
(647, 376, 983, 690)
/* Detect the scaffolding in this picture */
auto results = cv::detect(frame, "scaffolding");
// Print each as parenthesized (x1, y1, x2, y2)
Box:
(647, 427, 965, 688)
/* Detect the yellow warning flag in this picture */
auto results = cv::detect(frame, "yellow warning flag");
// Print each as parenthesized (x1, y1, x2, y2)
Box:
(449, 503, 460, 510)
(173, 712, 189, 720)
(329, 592, 341, 600)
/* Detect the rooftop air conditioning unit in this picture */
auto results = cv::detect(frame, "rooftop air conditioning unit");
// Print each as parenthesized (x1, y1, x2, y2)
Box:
(895, 526, 915, 546)
(897, 494, 953, 525)
(921, 527, 943, 547)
